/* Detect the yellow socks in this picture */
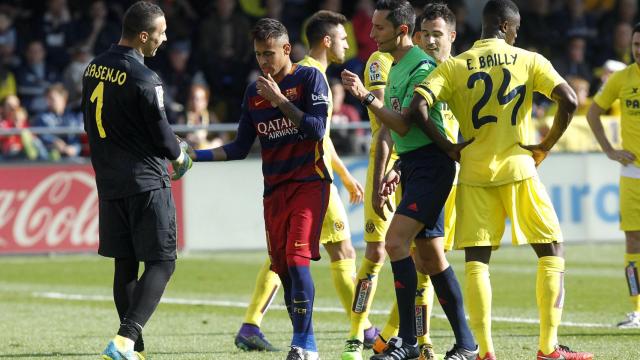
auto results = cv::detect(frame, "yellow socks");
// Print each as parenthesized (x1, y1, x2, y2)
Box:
(243, 259, 282, 326)
(331, 258, 357, 318)
(349, 258, 383, 340)
(465, 261, 493, 357)
(380, 301, 399, 341)
(624, 253, 640, 312)
(415, 272, 433, 345)
(537, 256, 565, 355)
(113, 335, 134, 352)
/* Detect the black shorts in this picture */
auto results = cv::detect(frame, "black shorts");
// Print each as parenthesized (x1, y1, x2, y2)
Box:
(397, 144, 454, 239)
(98, 187, 177, 261)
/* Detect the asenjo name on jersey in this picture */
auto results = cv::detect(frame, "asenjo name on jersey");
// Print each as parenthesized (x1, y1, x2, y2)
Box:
(84, 64, 127, 86)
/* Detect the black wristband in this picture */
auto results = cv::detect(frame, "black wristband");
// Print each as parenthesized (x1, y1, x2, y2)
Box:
(361, 92, 375, 106)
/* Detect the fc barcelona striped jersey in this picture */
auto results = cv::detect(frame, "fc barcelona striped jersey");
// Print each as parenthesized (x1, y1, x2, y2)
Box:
(223, 64, 331, 195)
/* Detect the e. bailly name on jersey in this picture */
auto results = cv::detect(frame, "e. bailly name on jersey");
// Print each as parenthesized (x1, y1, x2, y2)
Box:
(466, 53, 518, 71)
(83, 64, 127, 86)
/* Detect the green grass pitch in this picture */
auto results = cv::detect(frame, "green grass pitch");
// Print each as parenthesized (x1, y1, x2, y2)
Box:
(1, 243, 638, 359)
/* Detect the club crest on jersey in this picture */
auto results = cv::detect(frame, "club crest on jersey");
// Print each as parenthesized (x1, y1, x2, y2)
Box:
(365, 220, 375, 234)
(391, 97, 401, 113)
(285, 87, 298, 101)
(369, 61, 382, 82)
(334, 220, 345, 232)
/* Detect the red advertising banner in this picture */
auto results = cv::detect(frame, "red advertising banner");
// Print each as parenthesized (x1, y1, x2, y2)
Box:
(0, 164, 184, 254)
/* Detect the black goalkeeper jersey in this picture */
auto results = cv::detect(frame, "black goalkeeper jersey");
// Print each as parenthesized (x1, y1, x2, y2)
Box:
(81, 45, 180, 200)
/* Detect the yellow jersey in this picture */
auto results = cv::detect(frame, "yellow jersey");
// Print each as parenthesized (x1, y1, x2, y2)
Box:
(298, 55, 334, 177)
(415, 38, 565, 186)
(364, 51, 396, 160)
(593, 63, 640, 166)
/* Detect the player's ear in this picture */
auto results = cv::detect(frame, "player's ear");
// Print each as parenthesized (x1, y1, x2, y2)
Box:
(399, 24, 409, 36)
(498, 20, 508, 36)
(450, 30, 457, 43)
(283, 42, 291, 56)
(139, 31, 149, 44)
(323, 35, 331, 49)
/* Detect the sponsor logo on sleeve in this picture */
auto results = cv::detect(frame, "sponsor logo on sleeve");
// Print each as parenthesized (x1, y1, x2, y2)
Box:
(369, 61, 382, 82)
(155, 86, 164, 110)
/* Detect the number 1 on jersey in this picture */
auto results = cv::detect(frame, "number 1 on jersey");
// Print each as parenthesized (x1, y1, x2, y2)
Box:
(90, 81, 106, 138)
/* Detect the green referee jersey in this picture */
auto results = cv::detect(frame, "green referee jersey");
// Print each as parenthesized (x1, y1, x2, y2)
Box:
(384, 46, 446, 154)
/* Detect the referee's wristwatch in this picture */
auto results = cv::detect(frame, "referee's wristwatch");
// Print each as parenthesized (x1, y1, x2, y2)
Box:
(361, 92, 375, 106)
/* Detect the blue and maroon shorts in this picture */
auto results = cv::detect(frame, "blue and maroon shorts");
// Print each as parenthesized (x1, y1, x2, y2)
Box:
(263, 180, 330, 275)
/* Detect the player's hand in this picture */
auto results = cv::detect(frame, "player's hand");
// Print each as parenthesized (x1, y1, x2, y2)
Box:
(341, 69, 367, 101)
(256, 73, 285, 106)
(176, 135, 195, 159)
(380, 169, 400, 197)
(605, 149, 636, 166)
(171, 137, 193, 180)
(445, 138, 474, 162)
(341, 172, 364, 204)
(519, 143, 549, 167)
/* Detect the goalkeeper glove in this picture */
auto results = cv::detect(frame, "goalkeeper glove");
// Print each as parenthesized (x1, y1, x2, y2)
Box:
(170, 138, 193, 180)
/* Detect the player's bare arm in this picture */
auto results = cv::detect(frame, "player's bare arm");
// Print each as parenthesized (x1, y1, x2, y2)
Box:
(520, 83, 577, 167)
(586, 103, 637, 165)
(341, 69, 411, 135)
(409, 94, 472, 162)
(327, 137, 364, 204)
(372, 124, 395, 220)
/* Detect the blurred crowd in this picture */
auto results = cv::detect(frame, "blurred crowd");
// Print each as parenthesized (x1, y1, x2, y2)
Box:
(0, 0, 637, 161)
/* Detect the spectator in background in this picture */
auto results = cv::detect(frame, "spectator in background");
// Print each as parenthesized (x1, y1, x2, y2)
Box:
(34, 0, 75, 72)
(448, 0, 477, 54)
(329, 77, 362, 154)
(198, 0, 252, 122)
(0, 56, 16, 103)
(546, 76, 592, 117)
(598, 21, 634, 65)
(352, 0, 377, 63)
(0, 95, 47, 160)
(156, 0, 198, 41)
(0, 12, 16, 57)
(518, 0, 558, 57)
(158, 40, 206, 123)
(74, 0, 120, 56)
(595, 0, 639, 65)
(553, 35, 593, 84)
(62, 45, 92, 111)
(15, 40, 61, 115)
(593, 59, 626, 116)
(176, 84, 223, 149)
(32, 83, 82, 161)
(549, 0, 598, 52)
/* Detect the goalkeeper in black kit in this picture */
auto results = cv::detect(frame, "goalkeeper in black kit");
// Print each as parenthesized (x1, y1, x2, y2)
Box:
(81, 2, 192, 359)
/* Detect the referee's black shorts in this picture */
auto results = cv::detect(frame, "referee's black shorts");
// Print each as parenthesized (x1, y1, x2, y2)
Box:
(98, 187, 177, 261)
(396, 143, 455, 239)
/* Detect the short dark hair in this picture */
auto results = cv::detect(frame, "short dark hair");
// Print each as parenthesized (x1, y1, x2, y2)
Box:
(422, 2, 456, 29)
(252, 18, 289, 42)
(482, 0, 519, 26)
(305, 10, 347, 46)
(375, 0, 416, 35)
(633, 22, 640, 36)
(122, 1, 164, 39)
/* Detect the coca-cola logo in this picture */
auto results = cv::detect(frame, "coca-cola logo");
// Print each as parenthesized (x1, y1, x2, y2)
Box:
(0, 170, 99, 250)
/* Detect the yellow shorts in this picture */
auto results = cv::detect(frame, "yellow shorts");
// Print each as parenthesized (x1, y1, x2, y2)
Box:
(363, 157, 401, 243)
(443, 185, 456, 251)
(454, 177, 562, 249)
(320, 184, 351, 244)
(620, 176, 640, 231)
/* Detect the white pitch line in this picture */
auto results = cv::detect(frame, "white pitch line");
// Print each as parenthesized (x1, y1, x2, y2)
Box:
(33, 292, 612, 329)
